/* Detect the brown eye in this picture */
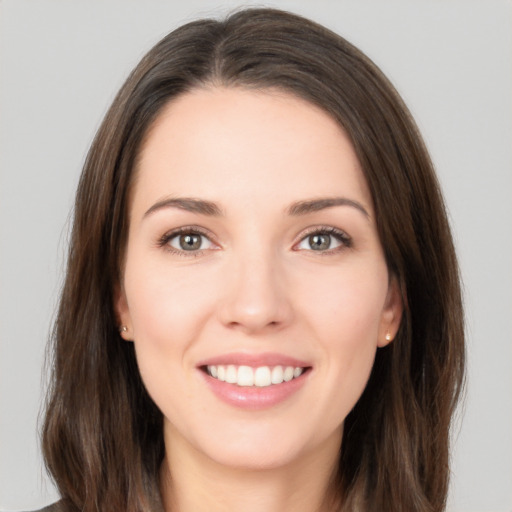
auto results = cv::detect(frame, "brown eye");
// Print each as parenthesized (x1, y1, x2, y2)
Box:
(167, 232, 213, 252)
(308, 234, 331, 251)
(179, 234, 202, 251)
(295, 228, 351, 253)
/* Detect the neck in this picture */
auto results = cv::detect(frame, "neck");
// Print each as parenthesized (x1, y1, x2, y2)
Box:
(159, 429, 341, 512)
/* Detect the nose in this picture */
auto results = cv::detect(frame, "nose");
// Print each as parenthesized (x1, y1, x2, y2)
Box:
(217, 250, 294, 335)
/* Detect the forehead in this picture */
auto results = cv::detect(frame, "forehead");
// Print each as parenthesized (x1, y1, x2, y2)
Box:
(134, 86, 372, 215)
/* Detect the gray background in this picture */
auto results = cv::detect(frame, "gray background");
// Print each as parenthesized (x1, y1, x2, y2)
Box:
(1, 1, 511, 510)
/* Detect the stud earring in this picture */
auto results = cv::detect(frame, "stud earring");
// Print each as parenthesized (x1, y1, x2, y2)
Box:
(385, 332, 392, 342)
(119, 325, 128, 334)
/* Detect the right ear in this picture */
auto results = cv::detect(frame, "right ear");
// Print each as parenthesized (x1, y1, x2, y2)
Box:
(114, 283, 133, 341)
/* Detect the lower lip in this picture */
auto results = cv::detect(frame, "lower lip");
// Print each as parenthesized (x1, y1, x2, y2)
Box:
(200, 369, 310, 410)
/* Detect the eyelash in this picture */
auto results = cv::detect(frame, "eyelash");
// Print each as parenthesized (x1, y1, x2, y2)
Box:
(157, 226, 216, 257)
(294, 226, 352, 254)
(157, 225, 352, 257)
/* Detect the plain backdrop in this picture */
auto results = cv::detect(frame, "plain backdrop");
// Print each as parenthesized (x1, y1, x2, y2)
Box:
(1, 1, 511, 510)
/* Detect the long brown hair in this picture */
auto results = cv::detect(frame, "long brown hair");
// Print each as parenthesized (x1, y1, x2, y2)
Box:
(42, 8, 465, 511)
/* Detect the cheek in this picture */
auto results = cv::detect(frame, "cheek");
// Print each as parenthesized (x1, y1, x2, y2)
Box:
(123, 261, 217, 420)
(300, 264, 388, 411)
(122, 256, 229, 413)
(303, 262, 388, 343)
(124, 256, 218, 347)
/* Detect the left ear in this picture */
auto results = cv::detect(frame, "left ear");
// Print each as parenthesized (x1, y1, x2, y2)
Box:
(114, 282, 133, 342)
(377, 276, 403, 347)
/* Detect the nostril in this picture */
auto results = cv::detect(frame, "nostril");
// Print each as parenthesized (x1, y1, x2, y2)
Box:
(216, 279, 294, 333)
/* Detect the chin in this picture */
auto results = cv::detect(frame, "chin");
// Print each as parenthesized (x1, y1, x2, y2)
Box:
(202, 443, 310, 472)
(172, 415, 342, 473)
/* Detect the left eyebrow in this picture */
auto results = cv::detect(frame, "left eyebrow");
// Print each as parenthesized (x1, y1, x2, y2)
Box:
(143, 197, 223, 218)
(286, 197, 370, 219)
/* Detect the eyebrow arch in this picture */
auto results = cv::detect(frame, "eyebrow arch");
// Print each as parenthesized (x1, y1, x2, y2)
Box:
(287, 197, 370, 218)
(144, 197, 223, 218)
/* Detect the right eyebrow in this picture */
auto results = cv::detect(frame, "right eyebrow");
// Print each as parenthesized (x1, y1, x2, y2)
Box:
(143, 197, 223, 218)
(286, 197, 370, 219)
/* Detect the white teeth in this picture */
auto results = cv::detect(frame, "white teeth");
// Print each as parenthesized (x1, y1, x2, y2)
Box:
(237, 365, 254, 387)
(283, 366, 294, 382)
(254, 366, 272, 387)
(271, 365, 284, 384)
(225, 365, 237, 384)
(206, 364, 305, 387)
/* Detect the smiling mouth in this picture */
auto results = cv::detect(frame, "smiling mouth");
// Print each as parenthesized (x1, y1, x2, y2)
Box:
(202, 365, 309, 387)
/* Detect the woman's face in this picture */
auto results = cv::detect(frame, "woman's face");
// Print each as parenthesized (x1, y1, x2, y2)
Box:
(117, 87, 402, 471)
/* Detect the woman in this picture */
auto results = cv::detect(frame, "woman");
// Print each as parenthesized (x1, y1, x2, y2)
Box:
(39, 7, 464, 512)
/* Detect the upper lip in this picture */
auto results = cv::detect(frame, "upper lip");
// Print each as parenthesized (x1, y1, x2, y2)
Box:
(196, 352, 311, 368)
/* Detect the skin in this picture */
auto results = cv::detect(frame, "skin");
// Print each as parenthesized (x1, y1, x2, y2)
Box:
(116, 87, 402, 512)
